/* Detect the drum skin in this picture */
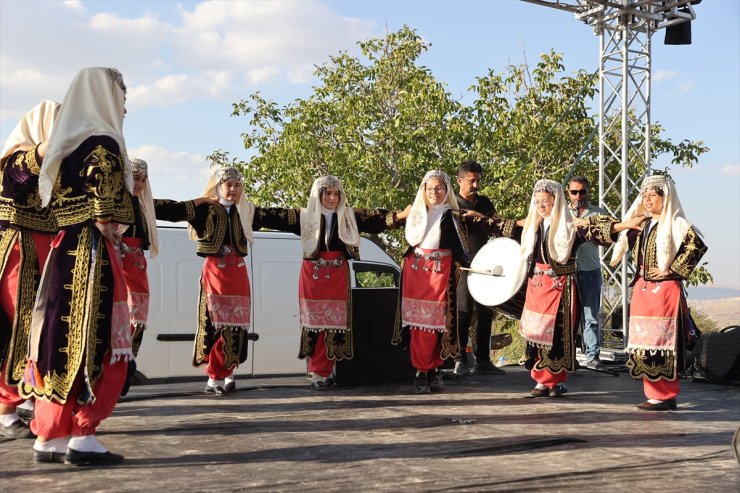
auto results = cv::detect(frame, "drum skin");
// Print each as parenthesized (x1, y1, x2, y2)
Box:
(467, 237, 528, 320)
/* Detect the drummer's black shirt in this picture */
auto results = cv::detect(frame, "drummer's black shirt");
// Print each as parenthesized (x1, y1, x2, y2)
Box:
(456, 193, 496, 256)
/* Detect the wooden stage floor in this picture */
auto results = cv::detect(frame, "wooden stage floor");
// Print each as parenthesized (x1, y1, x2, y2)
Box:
(2, 365, 738, 492)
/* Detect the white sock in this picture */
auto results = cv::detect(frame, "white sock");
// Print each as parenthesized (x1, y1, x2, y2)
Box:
(647, 398, 663, 404)
(34, 436, 70, 453)
(68, 435, 107, 453)
(311, 374, 326, 382)
(0, 413, 21, 427)
(225, 375, 235, 385)
(207, 378, 224, 388)
(535, 383, 548, 390)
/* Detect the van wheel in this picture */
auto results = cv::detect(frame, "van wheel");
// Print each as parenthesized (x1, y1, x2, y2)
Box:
(131, 370, 149, 386)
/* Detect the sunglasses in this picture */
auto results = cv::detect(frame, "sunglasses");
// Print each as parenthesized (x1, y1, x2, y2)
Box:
(569, 190, 588, 196)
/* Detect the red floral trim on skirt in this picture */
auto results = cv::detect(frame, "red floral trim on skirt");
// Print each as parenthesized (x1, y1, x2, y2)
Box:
(108, 240, 133, 362)
(299, 251, 348, 331)
(121, 237, 149, 326)
(628, 278, 680, 353)
(401, 248, 452, 332)
(519, 263, 565, 348)
(202, 249, 251, 330)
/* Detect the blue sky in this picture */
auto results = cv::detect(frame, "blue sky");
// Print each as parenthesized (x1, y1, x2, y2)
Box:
(1, 0, 738, 288)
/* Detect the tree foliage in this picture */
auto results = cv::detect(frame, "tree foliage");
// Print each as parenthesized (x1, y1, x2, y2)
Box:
(209, 26, 710, 273)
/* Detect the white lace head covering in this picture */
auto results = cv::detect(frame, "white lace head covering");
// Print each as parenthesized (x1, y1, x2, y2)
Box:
(520, 179, 575, 264)
(300, 175, 360, 257)
(129, 158, 159, 258)
(610, 175, 694, 271)
(405, 169, 459, 247)
(189, 166, 255, 245)
(38, 67, 131, 207)
(1, 100, 60, 168)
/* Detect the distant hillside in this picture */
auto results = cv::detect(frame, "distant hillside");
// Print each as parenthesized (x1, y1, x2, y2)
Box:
(686, 286, 740, 301)
(688, 297, 740, 330)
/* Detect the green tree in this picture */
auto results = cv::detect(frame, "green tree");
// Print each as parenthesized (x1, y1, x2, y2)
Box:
(210, 26, 465, 256)
(210, 26, 709, 265)
(461, 50, 598, 218)
(690, 308, 720, 334)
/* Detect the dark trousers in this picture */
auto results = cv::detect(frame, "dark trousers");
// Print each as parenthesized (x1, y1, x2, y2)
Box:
(456, 271, 494, 365)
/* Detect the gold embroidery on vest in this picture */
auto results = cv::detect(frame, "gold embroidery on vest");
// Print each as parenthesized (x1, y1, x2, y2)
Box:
(6, 231, 42, 385)
(192, 285, 209, 366)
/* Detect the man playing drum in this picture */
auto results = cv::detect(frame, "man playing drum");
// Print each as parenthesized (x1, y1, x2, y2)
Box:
(453, 161, 505, 376)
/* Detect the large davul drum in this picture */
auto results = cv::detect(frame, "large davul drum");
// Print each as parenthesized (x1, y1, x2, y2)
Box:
(466, 237, 528, 320)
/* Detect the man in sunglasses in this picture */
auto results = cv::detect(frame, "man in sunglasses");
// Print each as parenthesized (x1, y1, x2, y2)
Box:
(568, 176, 608, 370)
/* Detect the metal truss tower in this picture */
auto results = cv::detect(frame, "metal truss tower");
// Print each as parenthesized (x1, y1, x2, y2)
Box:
(521, 1, 697, 352)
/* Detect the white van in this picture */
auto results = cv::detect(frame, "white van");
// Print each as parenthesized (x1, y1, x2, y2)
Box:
(134, 226, 404, 384)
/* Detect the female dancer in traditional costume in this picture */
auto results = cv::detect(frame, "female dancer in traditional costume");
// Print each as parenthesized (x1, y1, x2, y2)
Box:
(255, 175, 407, 389)
(21, 68, 133, 465)
(393, 170, 471, 394)
(0, 100, 59, 439)
(607, 175, 707, 411)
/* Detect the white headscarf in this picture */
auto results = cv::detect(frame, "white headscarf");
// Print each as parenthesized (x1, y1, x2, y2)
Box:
(405, 169, 460, 248)
(38, 67, 131, 207)
(610, 175, 695, 272)
(520, 179, 575, 264)
(300, 175, 360, 257)
(189, 166, 255, 246)
(1, 100, 60, 168)
(129, 158, 159, 258)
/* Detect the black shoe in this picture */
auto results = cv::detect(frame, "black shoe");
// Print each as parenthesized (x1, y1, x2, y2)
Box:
(325, 377, 337, 388)
(64, 448, 124, 466)
(549, 383, 568, 397)
(16, 404, 34, 420)
(310, 379, 329, 390)
(33, 450, 66, 464)
(530, 387, 550, 398)
(473, 361, 506, 375)
(428, 370, 444, 393)
(453, 360, 471, 376)
(414, 373, 431, 394)
(586, 357, 604, 370)
(0, 419, 35, 439)
(636, 399, 676, 411)
(204, 384, 225, 395)
(223, 381, 237, 394)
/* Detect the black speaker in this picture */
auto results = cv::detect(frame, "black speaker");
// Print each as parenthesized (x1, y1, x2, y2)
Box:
(336, 288, 413, 386)
(664, 3, 700, 46)
(691, 326, 740, 381)
(664, 20, 692, 45)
